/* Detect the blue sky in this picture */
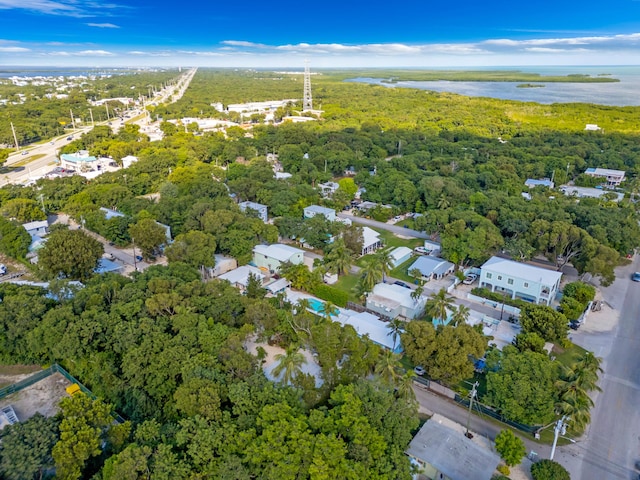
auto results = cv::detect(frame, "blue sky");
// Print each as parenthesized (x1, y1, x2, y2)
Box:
(1, 0, 640, 67)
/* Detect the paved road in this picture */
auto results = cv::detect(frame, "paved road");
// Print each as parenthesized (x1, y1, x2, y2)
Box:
(337, 212, 432, 240)
(0, 68, 197, 188)
(568, 256, 640, 480)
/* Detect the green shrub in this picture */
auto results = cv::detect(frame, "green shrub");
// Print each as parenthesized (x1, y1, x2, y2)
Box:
(311, 283, 348, 307)
(494, 429, 525, 467)
(531, 459, 570, 480)
(562, 281, 595, 304)
(470, 287, 530, 309)
(496, 464, 511, 476)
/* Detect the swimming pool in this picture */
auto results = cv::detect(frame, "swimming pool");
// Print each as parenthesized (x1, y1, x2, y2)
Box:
(307, 298, 325, 313)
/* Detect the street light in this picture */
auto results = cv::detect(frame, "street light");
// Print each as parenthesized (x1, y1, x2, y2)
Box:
(550, 416, 570, 461)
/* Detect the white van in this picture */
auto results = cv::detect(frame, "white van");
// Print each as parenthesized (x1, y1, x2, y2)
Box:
(0, 264, 7, 275)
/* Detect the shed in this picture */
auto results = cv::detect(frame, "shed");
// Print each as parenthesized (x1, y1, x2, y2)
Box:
(389, 246, 413, 268)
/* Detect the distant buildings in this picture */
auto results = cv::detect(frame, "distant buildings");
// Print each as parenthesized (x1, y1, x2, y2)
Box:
(479, 256, 562, 306)
(239, 201, 268, 223)
(318, 181, 339, 198)
(525, 178, 554, 189)
(585, 124, 601, 131)
(560, 186, 624, 202)
(584, 167, 625, 186)
(60, 151, 105, 172)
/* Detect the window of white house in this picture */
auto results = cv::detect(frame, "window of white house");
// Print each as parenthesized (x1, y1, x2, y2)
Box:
(486, 273, 492, 279)
(507, 278, 514, 285)
(497, 275, 502, 280)
(524, 282, 529, 288)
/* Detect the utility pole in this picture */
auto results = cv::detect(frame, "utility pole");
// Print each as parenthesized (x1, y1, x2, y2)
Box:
(38, 194, 45, 213)
(132, 237, 138, 271)
(105, 103, 110, 120)
(70, 109, 76, 130)
(550, 416, 569, 460)
(10, 122, 20, 151)
(465, 381, 479, 438)
(89, 108, 94, 126)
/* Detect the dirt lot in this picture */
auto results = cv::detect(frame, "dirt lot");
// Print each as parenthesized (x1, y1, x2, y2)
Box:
(0, 371, 72, 422)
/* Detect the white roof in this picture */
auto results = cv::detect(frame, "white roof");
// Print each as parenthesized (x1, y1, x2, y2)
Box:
(219, 265, 264, 287)
(410, 256, 454, 277)
(304, 205, 335, 216)
(362, 226, 381, 249)
(372, 283, 420, 309)
(265, 278, 290, 293)
(481, 256, 562, 286)
(390, 246, 412, 262)
(253, 243, 304, 262)
(22, 220, 48, 231)
(121, 155, 138, 162)
(586, 167, 625, 177)
(239, 201, 267, 211)
(336, 310, 399, 352)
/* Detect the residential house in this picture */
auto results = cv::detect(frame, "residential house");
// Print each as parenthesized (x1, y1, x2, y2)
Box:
(584, 167, 625, 186)
(406, 414, 500, 480)
(560, 185, 624, 202)
(265, 278, 290, 296)
(318, 181, 339, 198)
(218, 265, 265, 292)
(335, 310, 402, 353)
(479, 256, 562, 306)
(239, 201, 268, 223)
(525, 178, 554, 189)
(22, 220, 48, 237)
(253, 243, 305, 273)
(423, 240, 442, 255)
(366, 283, 425, 320)
(60, 151, 105, 172)
(409, 256, 454, 281)
(303, 205, 336, 222)
(389, 246, 413, 268)
(209, 255, 238, 277)
(99, 207, 126, 220)
(361, 226, 383, 256)
(585, 124, 601, 131)
(95, 258, 123, 275)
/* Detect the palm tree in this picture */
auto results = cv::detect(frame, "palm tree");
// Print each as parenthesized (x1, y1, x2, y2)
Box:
(360, 258, 384, 292)
(409, 268, 423, 283)
(374, 249, 394, 282)
(555, 390, 593, 432)
(324, 238, 354, 277)
(374, 350, 402, 384)
(410, 285, 424, 302)
(386, 318, 405, 351)
(353, 279, 370, 304)
(272, 346, 307, 385)
(295, 298, 311, 315)
(395, 369, 417, 401)
(424, 288, 455, 325)
(319, 300, 338, 321)
(450, 304, 471, 326)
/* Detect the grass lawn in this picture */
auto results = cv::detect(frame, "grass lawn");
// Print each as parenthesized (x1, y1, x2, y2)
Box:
(552, 341, 588, 368)
(376, 229, 424, 249)
(390, 257, 420, 284)
(334, 273, 361, 303)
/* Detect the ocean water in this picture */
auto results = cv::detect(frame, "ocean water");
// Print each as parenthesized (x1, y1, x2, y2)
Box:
(347, 66, 640, 107)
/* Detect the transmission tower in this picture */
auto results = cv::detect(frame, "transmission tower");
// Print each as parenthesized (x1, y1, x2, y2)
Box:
(303, 61, 313, 111)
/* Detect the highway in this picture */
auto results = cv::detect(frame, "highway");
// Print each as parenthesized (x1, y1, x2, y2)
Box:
(0, 67, 197, 188)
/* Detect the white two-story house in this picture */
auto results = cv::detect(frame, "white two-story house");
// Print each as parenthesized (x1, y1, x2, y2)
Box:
(479, 256, 562, 306)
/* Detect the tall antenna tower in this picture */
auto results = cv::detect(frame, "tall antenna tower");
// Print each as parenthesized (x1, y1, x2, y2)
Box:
(303, 60, 313, 111)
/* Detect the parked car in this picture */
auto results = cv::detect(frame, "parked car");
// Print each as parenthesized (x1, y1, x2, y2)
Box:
(632, 272, 640, 282)
(414, 246, 429, 255)
(414, 366, 425, 376)
(0, 264, 6, 275)
(135, 255, 143, 262)
(103, 253, 115, 261)
(569, 321, 581, 330)
(463, 274, 478, 285)
(393, 280, 411, 289)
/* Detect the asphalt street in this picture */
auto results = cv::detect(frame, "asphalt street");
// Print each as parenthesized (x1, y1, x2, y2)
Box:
(337, 212, 431, 239)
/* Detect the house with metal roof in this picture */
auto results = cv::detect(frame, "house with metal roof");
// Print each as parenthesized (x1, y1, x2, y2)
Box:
(480, 256, 562, 306)
(366, 283, 425, 320)
(335, 310, 403, 353)
(525, 178, 554, 189)
(303, 205, 336, 222)
(409, 256, 454, 281)
(584, 167, 625, 186)
(253, 244, 305, 273)
(60, 151, 104, 172)
(406, 414, 500, 480)
(361, 226, 383, 256)
(239, 201, 268, 223)
(389, 246, 413, 268)
(22, 220, 49, 237)
(218, 265, 265, 292)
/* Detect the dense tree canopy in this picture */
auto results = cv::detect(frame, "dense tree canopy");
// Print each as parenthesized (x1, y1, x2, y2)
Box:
(38, 228, 103, 281)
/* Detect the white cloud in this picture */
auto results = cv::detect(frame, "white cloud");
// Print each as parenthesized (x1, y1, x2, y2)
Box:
(0, 46, 30, 52)
(0, 0, 128, 18)
(87, 22, 120, 28)
(76, 49, 114, 56)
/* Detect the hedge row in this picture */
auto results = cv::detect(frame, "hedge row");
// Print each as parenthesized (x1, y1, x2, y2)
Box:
(310, 283, 348, 307)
